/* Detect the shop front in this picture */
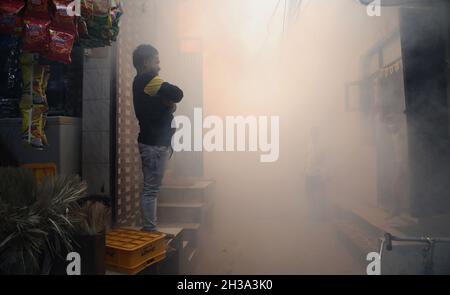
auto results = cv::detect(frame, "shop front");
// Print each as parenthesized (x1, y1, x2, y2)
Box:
(0, 0, 123, 275)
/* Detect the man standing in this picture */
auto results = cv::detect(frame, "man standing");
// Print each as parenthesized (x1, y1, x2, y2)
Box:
(132, 44, 184, 233)
(305, 126, 329, 222)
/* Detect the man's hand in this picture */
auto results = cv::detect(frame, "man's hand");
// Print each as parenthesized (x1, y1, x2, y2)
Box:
(169, 103, 177, 113)
(161, 97, 177, 113)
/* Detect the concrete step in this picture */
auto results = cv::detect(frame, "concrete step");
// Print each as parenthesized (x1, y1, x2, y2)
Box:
(332, 199, 416, 237)
(334, 220, 380, 257)
(157, 202, 206, 224)
(181, 241, 198, 275)
(157, 227, 184, 249)
(331, 201, 394, 260)
(180, 240, 194, 261)
(159, 202, 205, 208)
(159, 180, 215, 204)
(188, 248, 197, 263)
(158, 222, 201, 247)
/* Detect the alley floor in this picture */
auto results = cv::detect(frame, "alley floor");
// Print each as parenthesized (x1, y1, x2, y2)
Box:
(192, 173, 364, 275)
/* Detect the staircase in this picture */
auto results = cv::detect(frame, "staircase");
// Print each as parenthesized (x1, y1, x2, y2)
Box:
(157, 179, 214, 274)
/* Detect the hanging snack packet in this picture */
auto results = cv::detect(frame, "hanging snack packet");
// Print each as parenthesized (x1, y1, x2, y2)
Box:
(0, 0, 25, 35)
(20, 53, 50, 149)
(52, 0, 76, 32)
(0, 0, 25, 15)
(44, 27, 75, 64)
(23, 17, 50, 53)
(38, 65, 50, 146)
(0, 0, 24, 35)
(26, 0, 50, 19)
(20, 53, 49, 106)
(0, 14, 23, 35)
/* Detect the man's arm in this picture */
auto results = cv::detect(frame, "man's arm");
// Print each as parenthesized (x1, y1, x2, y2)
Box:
(158, 82, 184, 103)
(144, 76, 184, 103)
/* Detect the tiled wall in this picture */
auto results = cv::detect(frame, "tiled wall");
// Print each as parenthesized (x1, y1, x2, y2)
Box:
(82, 47, 113, 195)
(81, 0, 160, 224)
(115, 0, 156, 226)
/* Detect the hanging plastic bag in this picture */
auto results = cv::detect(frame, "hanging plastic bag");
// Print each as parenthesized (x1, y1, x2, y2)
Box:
(79, 0, 123, 48)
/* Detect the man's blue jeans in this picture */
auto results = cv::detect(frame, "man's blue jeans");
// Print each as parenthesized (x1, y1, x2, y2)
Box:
(139, 143, 170, 231)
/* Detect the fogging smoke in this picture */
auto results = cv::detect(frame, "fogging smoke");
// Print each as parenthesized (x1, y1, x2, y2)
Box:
(125, 0, 434, 274)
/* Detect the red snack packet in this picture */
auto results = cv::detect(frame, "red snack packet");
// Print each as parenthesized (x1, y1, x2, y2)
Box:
(0, 0, 25, 14)
(0, 14, 23, 35)
(52, 0, 76, 32)
(44, 27, 75, 64)
(26, 0, 50, 18)
(23, 17, 50, 53)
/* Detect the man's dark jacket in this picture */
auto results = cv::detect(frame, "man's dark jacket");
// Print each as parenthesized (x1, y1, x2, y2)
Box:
(133, 71, 184, 147)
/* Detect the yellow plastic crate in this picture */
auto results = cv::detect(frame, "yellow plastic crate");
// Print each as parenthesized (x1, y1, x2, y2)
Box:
(105, 228, 167, 270)
(106, 251, 167, 275)
(21, 163, 57, 184)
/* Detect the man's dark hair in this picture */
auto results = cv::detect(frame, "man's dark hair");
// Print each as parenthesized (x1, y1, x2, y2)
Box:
(133, 44, 158, 71)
